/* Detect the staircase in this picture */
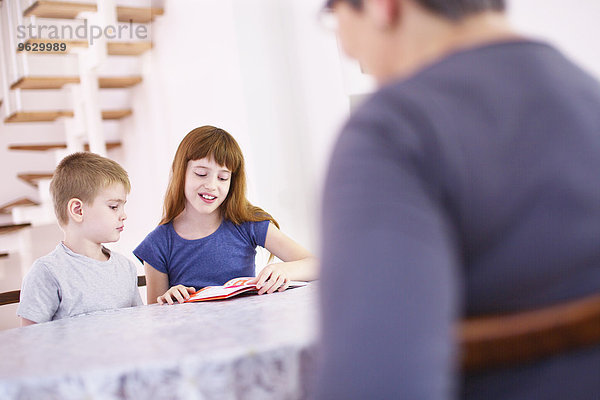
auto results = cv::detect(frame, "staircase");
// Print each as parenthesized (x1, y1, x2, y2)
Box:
(0, 0, 163, 330)
(0, 0, 163, 223)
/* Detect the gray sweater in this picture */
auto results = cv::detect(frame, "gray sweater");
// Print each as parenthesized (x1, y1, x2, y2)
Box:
(317, 41, 600, 399)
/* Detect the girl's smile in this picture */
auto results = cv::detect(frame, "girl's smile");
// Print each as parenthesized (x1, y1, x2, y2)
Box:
(199, 192, 217, 203)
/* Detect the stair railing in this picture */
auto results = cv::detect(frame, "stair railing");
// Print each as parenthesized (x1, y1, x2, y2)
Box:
(76, 0, 117, 157)
(13, 0, 30, 78)
(0, 2, 12, 118)
(3, 0, 24, 111)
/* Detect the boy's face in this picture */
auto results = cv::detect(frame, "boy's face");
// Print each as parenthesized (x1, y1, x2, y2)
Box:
(80, 183, 128, 244)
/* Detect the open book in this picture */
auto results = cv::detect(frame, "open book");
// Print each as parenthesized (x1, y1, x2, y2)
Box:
(184, 277, 309, 302)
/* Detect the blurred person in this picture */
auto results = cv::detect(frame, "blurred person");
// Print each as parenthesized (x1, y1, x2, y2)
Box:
(134, 126, 318, 305)
(316, 0, 600, 399)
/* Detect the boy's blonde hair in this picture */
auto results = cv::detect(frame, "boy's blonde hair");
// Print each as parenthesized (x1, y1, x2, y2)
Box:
(50, 152, 131, 225)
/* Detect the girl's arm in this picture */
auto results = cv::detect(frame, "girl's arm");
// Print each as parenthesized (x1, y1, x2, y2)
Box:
(253, 223, 319, 294)
(144, 262, 195, 305)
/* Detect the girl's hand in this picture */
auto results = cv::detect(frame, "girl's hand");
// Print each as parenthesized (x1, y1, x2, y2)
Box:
(251, 264, 290, 295)
(157, 285, 196, 305)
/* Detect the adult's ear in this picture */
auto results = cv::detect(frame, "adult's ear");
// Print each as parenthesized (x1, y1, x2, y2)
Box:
(366, 0, 401, 29)
(67, 198, 84, 223)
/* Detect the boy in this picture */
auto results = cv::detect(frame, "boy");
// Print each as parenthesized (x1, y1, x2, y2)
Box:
(17, 152, 143, 326)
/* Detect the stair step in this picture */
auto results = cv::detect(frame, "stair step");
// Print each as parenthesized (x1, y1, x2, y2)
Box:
(11, 76, 143, 90)
(0, 198, 40, 214)
(115, 6, 164, 23)
(107, 42, 153, 56)
(0, 223, 32, 235)
(24, 1, 164, 23)
(99, 76, 143, 88)
(21, 39, 153, 56)
(4, 111, 74, 123)
(102, 109, 132, 120)
(11, 76, 80, 90)
(9, 141, 122, 152)
(23, 1, 96, 19)
(17, 173, 54, 188)
(4, 109, 132, 123)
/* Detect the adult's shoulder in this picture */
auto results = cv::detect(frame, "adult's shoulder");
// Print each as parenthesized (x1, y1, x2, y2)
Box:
(327, 79, 450, 209)
(337, 82, 434, 163)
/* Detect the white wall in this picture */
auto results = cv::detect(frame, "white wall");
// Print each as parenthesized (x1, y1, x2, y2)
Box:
(507, 0, 600, 79)
(109, 0, 349, 266)
(229, 0, 348, 252)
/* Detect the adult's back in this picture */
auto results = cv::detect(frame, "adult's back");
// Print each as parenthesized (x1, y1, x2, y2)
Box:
(387, 41, 600, 315)
(316, 0, 600, 398)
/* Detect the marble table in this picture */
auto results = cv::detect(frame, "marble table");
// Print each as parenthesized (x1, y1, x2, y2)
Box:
(0, 284, 319, 400)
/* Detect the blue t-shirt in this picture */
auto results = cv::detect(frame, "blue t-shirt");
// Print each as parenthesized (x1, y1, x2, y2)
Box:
(133, 219, 270, 288)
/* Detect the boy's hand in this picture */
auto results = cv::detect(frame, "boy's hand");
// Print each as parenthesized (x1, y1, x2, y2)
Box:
(158, 285, 196, 305)
(250, 264, 290, 295)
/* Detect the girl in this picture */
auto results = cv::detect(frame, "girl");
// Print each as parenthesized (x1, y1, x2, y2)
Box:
(134, 126, 318, 304)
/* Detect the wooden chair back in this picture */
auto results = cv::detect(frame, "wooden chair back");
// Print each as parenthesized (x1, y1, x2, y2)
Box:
(460, 293, 600, 371)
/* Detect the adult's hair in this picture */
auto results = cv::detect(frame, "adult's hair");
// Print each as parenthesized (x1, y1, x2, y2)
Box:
(161, 126, 279, 230)
(326, 0, 506, 20)
(50, 152, 131, 225)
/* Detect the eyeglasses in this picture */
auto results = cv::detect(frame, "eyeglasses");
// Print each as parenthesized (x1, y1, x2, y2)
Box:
(317, 2, 340, 32)
(323, 0, 340, 10)
(324, 0, 363, 11)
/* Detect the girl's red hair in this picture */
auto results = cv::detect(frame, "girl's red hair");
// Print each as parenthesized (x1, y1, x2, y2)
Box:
(160, 126, 279, 232)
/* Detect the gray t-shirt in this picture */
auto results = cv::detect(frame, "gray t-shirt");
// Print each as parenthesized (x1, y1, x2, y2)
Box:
(17, 243, 143, 323)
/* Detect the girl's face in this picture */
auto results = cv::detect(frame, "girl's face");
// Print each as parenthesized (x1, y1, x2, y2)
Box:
(184, 157, 232, 217)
